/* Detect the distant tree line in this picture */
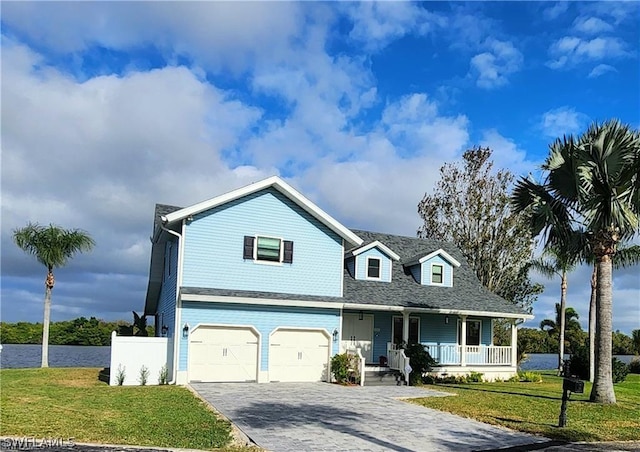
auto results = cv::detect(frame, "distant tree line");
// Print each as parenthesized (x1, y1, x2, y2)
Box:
(518, 326, 640, 356)
(0, 317, 154, 346)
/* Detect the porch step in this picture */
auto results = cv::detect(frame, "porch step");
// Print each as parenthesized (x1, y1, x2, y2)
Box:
(363, 369, 406, 386)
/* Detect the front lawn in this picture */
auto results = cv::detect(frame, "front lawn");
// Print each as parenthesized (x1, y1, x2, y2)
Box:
(0, 368, 246, 450)
(410, 372, 640, 442)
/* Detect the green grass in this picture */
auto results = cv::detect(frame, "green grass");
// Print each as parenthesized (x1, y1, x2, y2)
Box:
(411, 372, 640, 442)
(0, 368, 252, 451)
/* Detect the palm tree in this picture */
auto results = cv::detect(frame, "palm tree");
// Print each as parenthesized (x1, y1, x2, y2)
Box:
(13, 223, 95, 367)
(531, 246, 579, 375)
(540, 304, 581, 340)
(586, 245, 640, 381)
(512, 119, 640, 404)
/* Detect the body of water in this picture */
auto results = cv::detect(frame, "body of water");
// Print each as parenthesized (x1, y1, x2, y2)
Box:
(0, 345, 636, 371)
(0, 344, 111, 369)
(519, 353, 636, 370)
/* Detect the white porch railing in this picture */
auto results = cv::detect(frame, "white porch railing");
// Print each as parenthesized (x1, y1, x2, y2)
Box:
(424, 344, 512, 366)
(355, 348, 365, 387)
(386, 343, 412, 385)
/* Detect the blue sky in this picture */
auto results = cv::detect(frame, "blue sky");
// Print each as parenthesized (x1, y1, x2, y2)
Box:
(1, 2, 638, 334)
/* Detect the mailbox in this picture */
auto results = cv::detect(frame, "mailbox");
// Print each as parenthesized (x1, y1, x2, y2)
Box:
(563, 377, 584, 393)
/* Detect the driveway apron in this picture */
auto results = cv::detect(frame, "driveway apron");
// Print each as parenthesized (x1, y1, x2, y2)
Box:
(191, 382, 548, 452)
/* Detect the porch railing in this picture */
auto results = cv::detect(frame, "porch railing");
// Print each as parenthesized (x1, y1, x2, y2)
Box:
(425, 344, 512, 366)
(386, 344, 412, 385)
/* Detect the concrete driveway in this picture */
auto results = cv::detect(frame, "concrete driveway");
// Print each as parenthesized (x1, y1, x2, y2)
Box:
(190, 382, 549, 452)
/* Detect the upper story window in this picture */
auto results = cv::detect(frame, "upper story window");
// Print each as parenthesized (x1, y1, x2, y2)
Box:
(243, 236, 293, 264)
(431, 264, 443, 284)
(367, 257, 381, 279)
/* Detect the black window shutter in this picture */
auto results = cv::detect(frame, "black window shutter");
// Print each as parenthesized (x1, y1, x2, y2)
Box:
(243, 236, 254, 259)
(283, 240, 293, 263)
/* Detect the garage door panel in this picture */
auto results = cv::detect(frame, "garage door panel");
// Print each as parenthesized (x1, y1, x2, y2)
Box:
(189, 326, 259, 383)
(269, 329, 330, 382)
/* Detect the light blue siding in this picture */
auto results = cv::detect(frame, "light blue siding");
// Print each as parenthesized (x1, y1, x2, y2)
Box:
(420, 314, 457, 344)
(482, 318, 492, 345)
(179, 301, 341, 371)
(355, 248, 392, 282)
(182, 188, 343, 297)
(421, 255, 453, 287)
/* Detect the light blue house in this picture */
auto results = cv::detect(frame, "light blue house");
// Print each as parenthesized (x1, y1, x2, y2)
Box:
(144, 176, 532, 384)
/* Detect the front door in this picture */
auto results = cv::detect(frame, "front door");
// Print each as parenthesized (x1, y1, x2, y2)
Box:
(341, 313, 374, 363)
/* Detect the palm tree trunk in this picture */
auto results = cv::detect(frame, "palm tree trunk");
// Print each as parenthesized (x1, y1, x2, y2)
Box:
(589, 264, 597, 382)
(558, 271, 567, 376)
(42, 285, 51, 368)
(590, 254, 616, 403)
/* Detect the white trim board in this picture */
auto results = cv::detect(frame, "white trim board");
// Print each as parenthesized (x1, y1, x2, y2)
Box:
(404, 248, 461, 267)
(346, 241, 400, 261)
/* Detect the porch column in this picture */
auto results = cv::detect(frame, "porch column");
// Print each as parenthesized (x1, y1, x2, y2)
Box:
(402, 311, 410, 345)
(510, 320, 518, 367)
(460, 315, 467, 367)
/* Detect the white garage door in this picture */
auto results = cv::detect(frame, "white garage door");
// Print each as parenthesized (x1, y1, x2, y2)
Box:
(188, 326, 259, 382)
(269, 329, 330, 382)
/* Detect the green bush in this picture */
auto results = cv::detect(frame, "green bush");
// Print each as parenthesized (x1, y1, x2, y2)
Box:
(331, 353, 354, 384)
(518, 371, 543, 382)
(466, 371, 484, 382)
(612, 358, 629, 384)
(402, 342, 437, 385)
(628, 357, 640, 374)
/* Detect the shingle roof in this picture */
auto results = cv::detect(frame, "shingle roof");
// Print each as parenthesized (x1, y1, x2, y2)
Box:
(343, 230, 525, 315)
(179, 229, 528, 317)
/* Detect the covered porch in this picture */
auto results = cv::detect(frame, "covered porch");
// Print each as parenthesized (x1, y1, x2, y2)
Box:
(340, 308, 521, 381)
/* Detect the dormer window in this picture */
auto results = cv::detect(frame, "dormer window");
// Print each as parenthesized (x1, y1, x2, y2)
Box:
(367, 257, 381, 279)
(431, 264, 443, 284)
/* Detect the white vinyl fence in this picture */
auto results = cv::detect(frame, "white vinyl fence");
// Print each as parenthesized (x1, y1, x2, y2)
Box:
(109, 331, 171, 386)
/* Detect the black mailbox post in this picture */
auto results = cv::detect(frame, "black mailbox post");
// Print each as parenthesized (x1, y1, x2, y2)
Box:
(559, 361, 584, 427)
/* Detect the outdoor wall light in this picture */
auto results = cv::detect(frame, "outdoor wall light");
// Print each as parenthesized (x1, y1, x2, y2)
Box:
(445, 315, 449, 325)
(161, 325, 169, 336)
(358, 311, 364, 320)
(332, 329, 339, 341)
(182, 323, 190, 338)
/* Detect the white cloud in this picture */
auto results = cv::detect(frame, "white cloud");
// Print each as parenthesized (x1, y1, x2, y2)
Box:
(470, 39, 523, 89)
(343, 2, 444, 52)
(543, 2, 570, 21)
(588, 64, 617, 78)
(479, 129, 532, 176)
(539, 107, 588, 138)
(547, 36, 629, 69)
(572, 16, 613, 35)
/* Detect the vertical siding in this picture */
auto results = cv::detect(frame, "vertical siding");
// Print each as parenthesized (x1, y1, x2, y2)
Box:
(409, 264, 421, 284)
(345, 257, 355, 278)
(182, 188, 343, 297)
(157, 239, 178, 339)
(421, 255, 453, 287)
(179, 302, 341, 371)
(355, 248, 392, 282)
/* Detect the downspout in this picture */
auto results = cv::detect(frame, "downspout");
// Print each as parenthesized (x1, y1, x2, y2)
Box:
(160, 219, 183, 385)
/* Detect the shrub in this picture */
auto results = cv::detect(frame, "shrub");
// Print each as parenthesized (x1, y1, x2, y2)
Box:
(158, 364, 169, 385)
(402, 342, 437, 385)
(331, 353, 355, 384)
(115, 364, 126, 386)
(628, 357, 640, 374)
(612, 358, 629, 384)
(518, 371, 543, 382)
(506, 374, 520, 383)
(568, 345, 589, 380)
(466, 371, 484, 382)
(138, 365, 149, 386)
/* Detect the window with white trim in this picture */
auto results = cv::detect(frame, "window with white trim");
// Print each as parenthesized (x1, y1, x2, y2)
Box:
(243, 236, 293, 264)
(431, 264, 443, 284)
(367, 257, 381, 279)
(392, 316, 420, 345)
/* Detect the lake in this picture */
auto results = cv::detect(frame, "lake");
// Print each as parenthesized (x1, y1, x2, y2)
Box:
(1, 345, 636, 370)
(1, 344, 111, 369)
